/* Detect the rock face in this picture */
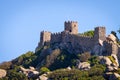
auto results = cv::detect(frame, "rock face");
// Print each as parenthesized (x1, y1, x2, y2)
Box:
(111, 54, 119, 67)
(0, 69, 6, 78)
(39, 74, 48, 80)
(100, 53, 120, 80)
(20, 66, 39, 78)
(107, 34, 117, 43)
(77, 61, 90, 70)
(100, 54, 119, 72)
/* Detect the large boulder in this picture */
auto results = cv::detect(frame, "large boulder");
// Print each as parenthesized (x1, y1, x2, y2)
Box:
(107, 66, 118, 72)
(111, 54, 119, 67)
(20, 66, 39, 78)
(100, 55, 119, 72)
(107, 34, 117, 43)
(39, 74, 48, 80)
(100, 56, 112, 66)
(0, 69, 6, 78)
(77, 62, 90, 70)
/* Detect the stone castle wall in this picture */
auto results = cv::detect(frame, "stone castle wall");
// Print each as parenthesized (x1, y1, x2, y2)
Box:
(51, 32, 62, 43)
(36, 21, 119, 56)
(37, 22, 106, 51)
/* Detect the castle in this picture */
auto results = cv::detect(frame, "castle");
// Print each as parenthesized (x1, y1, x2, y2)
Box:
(36, 21, 120, 56)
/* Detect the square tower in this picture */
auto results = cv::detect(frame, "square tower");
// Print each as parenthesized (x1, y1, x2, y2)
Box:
(94, 27, 106, 41)
(40, 31, 51, 46)
(64, 21, 78, 34)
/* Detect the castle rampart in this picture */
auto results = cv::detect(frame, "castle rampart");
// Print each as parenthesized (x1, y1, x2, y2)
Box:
(51, 32, 62, 43)
(36, 21, 119, 56)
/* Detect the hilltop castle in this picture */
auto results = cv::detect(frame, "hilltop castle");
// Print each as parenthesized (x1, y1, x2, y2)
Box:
(36, 21, 120, 56)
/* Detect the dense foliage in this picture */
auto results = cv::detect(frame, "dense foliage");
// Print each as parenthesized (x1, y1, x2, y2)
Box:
(48, 64, 105, 80)
(79, 30, 94, 37)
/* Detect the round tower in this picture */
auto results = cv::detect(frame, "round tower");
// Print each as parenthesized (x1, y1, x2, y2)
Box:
(64, 21, 78, 34)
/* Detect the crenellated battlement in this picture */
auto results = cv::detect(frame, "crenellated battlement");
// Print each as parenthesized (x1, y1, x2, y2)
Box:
(35, 21, 120, 57)
(38, 21, 106, 47)
(95, 26, 105, 29)
(64, 21, 78, 24)
(64, 21, 78, 34)
(51, 32, 62, 36)
(41, 31, 51, 33)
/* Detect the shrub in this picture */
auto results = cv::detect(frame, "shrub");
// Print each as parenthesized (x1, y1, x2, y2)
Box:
(7, 70, 28, 80)
(90, 76, 105, 80)
(40, 67, 50, 74)
(89, 56, 100, 66)
(88, 64, 105, 77)
(48, 69, 88, 80)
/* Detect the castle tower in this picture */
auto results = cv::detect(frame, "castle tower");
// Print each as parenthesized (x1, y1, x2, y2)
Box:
(94, 27, 106, 41)
(64, 21, 78, 34)
(40, 31, 51, 46)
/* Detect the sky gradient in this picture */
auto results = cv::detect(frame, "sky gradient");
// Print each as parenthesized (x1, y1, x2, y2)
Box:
(0, 0, 120, 63)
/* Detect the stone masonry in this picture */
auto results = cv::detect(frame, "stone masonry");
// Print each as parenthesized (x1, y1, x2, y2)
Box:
(36, 21, 120, 56)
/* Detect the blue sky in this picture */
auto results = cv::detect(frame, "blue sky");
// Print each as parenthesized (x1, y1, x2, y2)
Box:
(0, 0, 120, 63)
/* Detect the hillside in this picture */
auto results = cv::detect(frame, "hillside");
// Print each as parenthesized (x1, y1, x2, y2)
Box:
(0, 26, 120, 80)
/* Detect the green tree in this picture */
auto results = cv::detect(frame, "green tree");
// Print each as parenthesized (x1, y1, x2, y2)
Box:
(89, 56, 100, 66)
(83, 30, 94, 37)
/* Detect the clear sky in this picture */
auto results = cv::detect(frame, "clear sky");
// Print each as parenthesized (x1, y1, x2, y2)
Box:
(0, 0, 120, 63)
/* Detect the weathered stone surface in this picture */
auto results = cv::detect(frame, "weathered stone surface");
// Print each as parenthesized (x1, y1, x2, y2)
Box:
(67, 66, 71, 70)
(29, 66, 35, 71)
(100, 57, 112, 66)
(77, 62, 90, 70)
(20, 66, 39, 78)
(39, 74, 48, 80)
(100, 55, 119, 72)
(93, 43, 104, 56)
(107, 66, 118, 72)
(111, 54, 119, 67)
(107, 34, 117, 43)
(0, 69, 6, 78)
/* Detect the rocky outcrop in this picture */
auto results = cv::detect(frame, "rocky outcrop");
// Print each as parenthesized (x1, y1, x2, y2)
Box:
(20, 66, 39, 78)
(107, 34, 117, 43)
(67, 66, 71, 70)
(77, 61, 90, 70)
(100, 54, 119, 72)
(100, 53, 120, 80)
(0, 69, 6, 78)
(39, 74, 48, 80)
